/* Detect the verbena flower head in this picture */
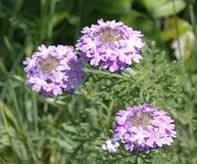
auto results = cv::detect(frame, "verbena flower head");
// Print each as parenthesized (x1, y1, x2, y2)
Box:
(23, 45, 84, 97)
(76, 19, 145, 72)
(103, 104, 176, 153)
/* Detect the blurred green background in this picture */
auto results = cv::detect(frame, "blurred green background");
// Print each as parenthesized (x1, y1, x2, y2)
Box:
(0, 0, 197, 163)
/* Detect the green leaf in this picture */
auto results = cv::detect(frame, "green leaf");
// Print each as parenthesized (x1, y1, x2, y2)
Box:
(50, 137, 76, 152)
(161, 18, 191, 41)
(93, 0, 132, 15)
(61, 123, 78, 134)
(171, 31, 195, 60)
(141, 0, 168, 10)
(86, 108, 98, 128)
(153, 0, 186, 17)
(51, 11, 69, 27)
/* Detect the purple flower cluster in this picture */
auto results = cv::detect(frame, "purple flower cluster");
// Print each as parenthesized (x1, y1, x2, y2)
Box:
(76, 19, 145, 72)
(23, 20, 176, 157)
(23, 45, 84, 97)
(102, 104, 176, 153)
(24, 19, 145, 96)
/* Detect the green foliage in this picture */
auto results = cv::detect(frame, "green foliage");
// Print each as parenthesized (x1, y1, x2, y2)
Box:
(142, 0, 186, 18)
(82, 43, 183, 111)
(0, 0, 197, 164)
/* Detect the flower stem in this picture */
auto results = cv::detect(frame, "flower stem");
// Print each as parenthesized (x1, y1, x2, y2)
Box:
(84, 67, 128, 80)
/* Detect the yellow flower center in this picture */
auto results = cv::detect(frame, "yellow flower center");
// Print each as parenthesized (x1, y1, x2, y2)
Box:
(131, 111, 152, 128)
(39, 56, 59, 74)
(99, 28, 121, 43)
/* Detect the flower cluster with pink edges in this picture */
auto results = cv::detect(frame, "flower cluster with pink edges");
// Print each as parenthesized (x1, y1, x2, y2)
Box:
(24, 19, 145, 97)
(76, 19, 145, 72)
(102, 104, 176, 153)
(23, 19, 176, 154)
(23, 45, 84, 97)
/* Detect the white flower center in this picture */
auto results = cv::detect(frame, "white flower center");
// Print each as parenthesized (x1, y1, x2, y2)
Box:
(131, 111, 152, 128)
(99, 28, 121, 43)
(39, 56, 59, 74)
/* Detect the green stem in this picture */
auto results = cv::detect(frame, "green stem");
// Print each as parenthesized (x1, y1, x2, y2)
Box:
(84, 68, 127, 80)
(172, 0, 186, 77)
(188, 4, 197, 38)
(172, 0, 182, 59)
(48, 0, 56, 41)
